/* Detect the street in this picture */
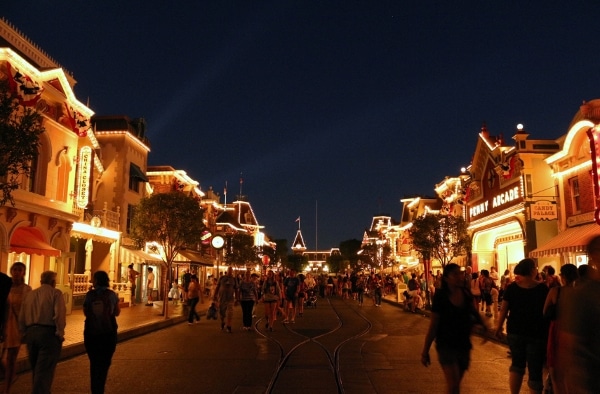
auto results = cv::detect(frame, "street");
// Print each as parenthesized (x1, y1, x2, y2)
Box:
(10, 296, 528, 394)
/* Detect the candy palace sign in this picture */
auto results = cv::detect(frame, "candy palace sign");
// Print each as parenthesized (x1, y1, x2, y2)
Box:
(530, 201, 557, 221)
(469, 186, 521, 218)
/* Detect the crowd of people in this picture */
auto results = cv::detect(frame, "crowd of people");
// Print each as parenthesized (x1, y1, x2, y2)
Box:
(419, 236, 600, 394)
(2, 239, 599, 394)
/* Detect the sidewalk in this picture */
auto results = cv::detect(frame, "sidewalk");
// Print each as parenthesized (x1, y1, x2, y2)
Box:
(380, 291, 508, 344)
(14, 300, 190, 374)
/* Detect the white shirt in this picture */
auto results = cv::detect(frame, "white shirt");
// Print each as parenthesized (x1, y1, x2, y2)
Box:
(18, 284, 66, 339)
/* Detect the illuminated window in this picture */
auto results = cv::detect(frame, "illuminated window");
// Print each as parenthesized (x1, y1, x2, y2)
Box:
(569, 176, 581, 213)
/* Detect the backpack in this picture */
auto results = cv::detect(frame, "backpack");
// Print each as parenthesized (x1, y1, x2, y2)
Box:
(85, 289, 117, 336)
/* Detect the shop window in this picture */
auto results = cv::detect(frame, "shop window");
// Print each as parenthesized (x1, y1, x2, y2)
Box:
(569, 176, 581, 213)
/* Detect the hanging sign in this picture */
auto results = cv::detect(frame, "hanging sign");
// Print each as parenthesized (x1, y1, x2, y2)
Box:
(530, 201, 557, 221)
(76, 147, 92, 208)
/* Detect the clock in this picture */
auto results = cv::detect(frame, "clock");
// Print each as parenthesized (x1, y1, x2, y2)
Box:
(211, 235, 225, 249)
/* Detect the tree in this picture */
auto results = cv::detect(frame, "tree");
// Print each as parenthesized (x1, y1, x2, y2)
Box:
(226, 233, 259, 269)
(408, 213, 470, 268)
(339, 238, 362, 269)
(326, 253, 344, 274)
(408, 213, 470, 309)
(286, 253, 307, 272)
(130, 191, 205, 318)
(0, 80, 44, 206)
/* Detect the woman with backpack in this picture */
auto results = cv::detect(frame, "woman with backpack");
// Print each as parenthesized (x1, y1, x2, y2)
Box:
(83, 270, 120, 394)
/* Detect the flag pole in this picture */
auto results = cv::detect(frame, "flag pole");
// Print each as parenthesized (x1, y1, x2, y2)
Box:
(315, 200, 318, 252)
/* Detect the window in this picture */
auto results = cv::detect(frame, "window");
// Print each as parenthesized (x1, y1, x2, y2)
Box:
(126, 204, 136, 234)
(569, 177, 580, 213)
(129, 163, 147, 193)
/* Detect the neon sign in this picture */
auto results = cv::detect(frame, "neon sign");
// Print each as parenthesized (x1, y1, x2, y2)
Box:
(587, 126, 600, 225)
(470, 186, 521, 219)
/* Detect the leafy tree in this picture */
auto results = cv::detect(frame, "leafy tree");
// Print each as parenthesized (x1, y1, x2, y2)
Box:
(0, 80, 44, 206)
(357, 240, 391, 273)
(130, 191, 205, 318)
(326, 252, 344, 274)
(286, 253, 307, 272)
(408, 213, 470, 268)
(272, 238, 288, 267)
(226, 233, 259, 268)
(339, 238, 362, 269)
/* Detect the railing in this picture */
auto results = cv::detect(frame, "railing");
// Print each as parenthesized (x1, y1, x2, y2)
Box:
(71, 273, 90, 295)
(72, 201, 120, 231)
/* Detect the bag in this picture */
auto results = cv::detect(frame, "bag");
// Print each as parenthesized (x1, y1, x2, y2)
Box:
(263, 283, 280, 302)
(85, 289, 117, 335)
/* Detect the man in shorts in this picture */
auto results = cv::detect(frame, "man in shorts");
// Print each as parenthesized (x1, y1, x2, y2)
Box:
(213, 267, 239, 333)
(283, 269, 300, 323)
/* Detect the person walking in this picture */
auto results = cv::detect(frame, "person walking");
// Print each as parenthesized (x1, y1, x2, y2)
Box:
(543, 263, 577, 394)
(556, 235, 600, 394)
(186, 275, 200, 325)
(127, 264, 139, 306)
(421, 263, 487, 394)
(283, 269, 300, 323)
(262, 270, 281, 331)
(3, 262, 31, 394)
(213, 266, 239, 333)
(83, 271, 120, 394)
(18, 270, 67, 394)
(239, 271, 258, 330)
(495, 258, 549, 394)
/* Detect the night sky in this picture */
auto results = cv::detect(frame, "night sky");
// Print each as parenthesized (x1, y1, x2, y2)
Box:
(3, 2, 600, 249)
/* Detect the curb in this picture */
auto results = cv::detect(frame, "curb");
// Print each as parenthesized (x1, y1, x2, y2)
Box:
(15, 314, 188, 375)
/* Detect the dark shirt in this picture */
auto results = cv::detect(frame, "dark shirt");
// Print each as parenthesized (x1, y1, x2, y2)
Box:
(284, 276, 300, 297)
(0, 273, 12, 333)
(431, 288, 476, 350)
(503, 282, 549, 338)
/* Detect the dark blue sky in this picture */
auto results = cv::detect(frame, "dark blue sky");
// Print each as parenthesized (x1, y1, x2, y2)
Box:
(3, 2, 600, 249)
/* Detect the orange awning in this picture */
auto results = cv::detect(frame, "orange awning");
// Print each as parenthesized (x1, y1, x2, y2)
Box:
(10, 227, 61, 257)
(529, 223, 600, 258)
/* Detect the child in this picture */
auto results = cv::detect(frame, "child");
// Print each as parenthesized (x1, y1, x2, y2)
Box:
(207, 302, 218, 320)
(168, 281, 180, 305)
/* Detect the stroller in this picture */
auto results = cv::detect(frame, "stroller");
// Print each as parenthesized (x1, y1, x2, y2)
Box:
(305, 287, 317, 308)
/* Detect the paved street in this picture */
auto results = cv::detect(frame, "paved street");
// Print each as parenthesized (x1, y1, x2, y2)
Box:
(7, 294, 531, 394)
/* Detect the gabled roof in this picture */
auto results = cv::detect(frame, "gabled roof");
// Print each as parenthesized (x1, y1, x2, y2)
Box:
(291, 229, 306, 251)
(215, 210, 245, 232)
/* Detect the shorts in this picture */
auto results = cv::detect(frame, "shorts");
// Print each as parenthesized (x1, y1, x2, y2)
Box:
(482, 292, 492, 305)
(436, 346, 471, 372)
(218, 301, 235, 320)
(286, 295, 298, 306)
(506, 334, 545, 392)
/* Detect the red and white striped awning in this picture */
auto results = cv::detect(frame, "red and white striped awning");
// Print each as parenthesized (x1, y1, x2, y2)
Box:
(529, 223, 600, 258)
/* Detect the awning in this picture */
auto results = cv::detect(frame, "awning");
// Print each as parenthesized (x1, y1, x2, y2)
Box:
(177, 250, 214, 266)
(10, 227, 61, 257)
(120, 246, 162, 265)
(529, 223, 600, 258)
(130, 163, 148, 182)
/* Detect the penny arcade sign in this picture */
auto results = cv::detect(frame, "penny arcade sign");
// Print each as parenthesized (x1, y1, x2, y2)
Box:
(469, 185, 522, 219)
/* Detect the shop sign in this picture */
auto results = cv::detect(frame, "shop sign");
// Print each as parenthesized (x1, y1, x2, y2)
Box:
(470, 186, 521, 219)
(530, 201, 557, 221)
(76, 146, 92, 208)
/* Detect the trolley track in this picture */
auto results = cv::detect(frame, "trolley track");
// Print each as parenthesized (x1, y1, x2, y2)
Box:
(255, 297, 373, 394)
